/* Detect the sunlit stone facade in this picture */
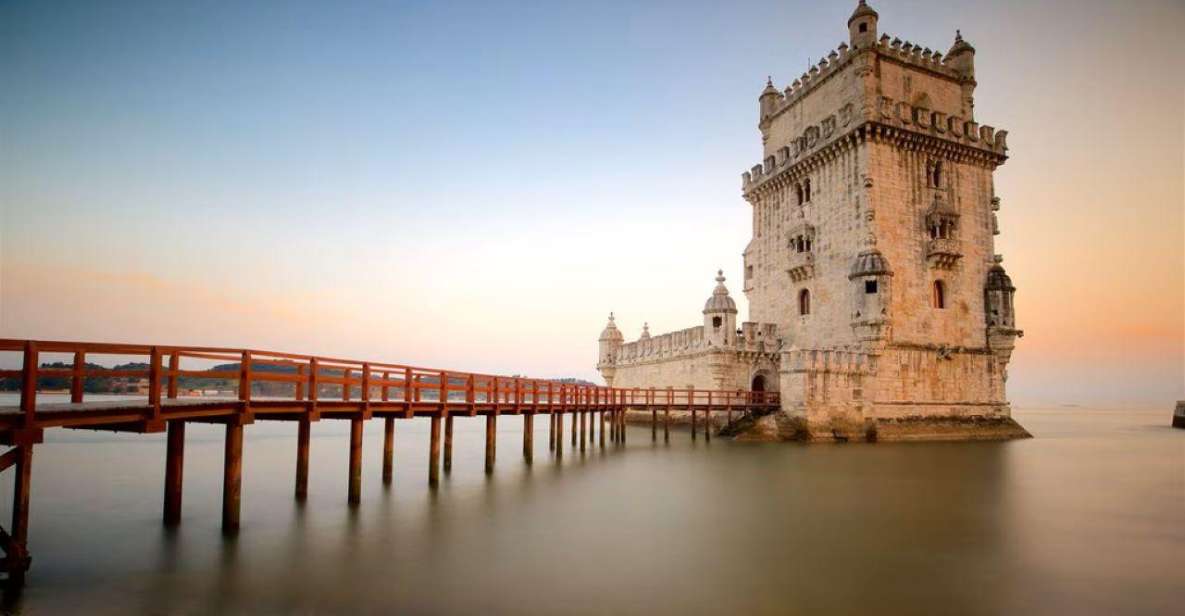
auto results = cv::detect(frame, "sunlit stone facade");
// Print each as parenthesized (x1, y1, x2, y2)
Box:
(598, 1, 1028, 441)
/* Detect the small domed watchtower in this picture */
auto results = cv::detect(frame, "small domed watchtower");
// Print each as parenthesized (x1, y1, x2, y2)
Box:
(848, 0, 879, 48)
(703, 270, 738, 347)
(597, 313, 624, 385)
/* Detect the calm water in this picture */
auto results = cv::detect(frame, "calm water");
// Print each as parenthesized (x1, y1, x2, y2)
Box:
(0, 397, 1181, 615)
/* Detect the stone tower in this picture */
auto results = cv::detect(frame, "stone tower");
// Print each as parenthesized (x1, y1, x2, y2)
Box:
(739, 1, 1026, 440)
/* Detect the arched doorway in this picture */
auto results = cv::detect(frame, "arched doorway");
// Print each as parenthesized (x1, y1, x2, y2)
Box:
(751, 374, 766, 392)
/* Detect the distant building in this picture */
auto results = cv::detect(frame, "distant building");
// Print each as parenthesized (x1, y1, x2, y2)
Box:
(598, 1, 1027, 442)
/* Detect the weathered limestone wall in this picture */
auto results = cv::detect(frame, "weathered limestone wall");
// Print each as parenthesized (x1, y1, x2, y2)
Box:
(745, 144, 870, 349)
(774, 346, 1025, 442)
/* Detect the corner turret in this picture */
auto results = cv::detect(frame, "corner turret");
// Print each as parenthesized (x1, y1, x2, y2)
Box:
(848, 0, 879, 49)
(759, 76, 781, 121)
(703, 270, 738, 347)
(597, 312, 624, 385)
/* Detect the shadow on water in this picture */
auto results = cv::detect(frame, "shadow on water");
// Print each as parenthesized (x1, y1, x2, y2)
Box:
(0, 410, 1181, 614)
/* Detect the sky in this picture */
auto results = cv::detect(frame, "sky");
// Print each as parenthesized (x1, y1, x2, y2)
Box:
(1, 0, 1182, 406)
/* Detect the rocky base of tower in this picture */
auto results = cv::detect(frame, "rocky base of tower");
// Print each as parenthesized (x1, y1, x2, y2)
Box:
(729, 411, 1030, 442)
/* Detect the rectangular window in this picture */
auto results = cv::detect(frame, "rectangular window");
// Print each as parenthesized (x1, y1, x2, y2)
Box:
(865, 280, 878, 294)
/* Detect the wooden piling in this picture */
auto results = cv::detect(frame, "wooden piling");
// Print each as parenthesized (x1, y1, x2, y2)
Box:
(523, 414, 533, 463)
(295, 418, 310, 500)
(444, 415, 454, 473)
(599, 411, 605, 448)
(579, 411, 586, 452)
(556, 411, 564, 458)
(382, 417, 394, 485)
(485, 414, 497, 474)
(691, 409, 697, 441)
(222, 422, 243, 533)
(651, 409, 657, 442)
(428, 415, 442, 487)
(570, 410, 577, 447)
(348, 417, 363, 506)
(548, 412, 555, 452)
(163, 421, 184, 525)
(7, 443, 33, 586)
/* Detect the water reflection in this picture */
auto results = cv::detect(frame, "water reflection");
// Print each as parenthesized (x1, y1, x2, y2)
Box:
(1, 410, 1181, 614)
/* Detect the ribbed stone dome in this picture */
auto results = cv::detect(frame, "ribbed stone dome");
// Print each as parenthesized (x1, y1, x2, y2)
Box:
(599, 313, 624, 342)
(848, 0, 878, 26)
(986, 264, 1014, 291)
(848, 249, 892, 279)
(703, 270, 738, 314)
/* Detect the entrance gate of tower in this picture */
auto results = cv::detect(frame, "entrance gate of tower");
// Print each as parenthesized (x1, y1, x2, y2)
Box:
(750, 370, 777, 394)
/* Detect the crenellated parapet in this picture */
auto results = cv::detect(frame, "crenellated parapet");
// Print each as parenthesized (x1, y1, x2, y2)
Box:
(742, 104, 1007, 197)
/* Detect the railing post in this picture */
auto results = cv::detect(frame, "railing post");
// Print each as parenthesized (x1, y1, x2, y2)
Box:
(149, 347, 162, 420)
(166, 352, 179, 400)
(20, 341, 38, 424)
(438, 370, 447, 408)
(548, 381, 555, 452)
(705, 391, 712, 442)
(665, 386, 672, 443)
(342, 368, 352, 402)
(381, 370, 390, 402)
(70, 350, 85, 404)
(361, 363, 371, 406)
(239, 351, 252, 406)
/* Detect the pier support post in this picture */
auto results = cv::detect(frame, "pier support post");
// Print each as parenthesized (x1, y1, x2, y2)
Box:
(382, 417, 394, 485)
(651, 409, 657, 442)
(444, 415, 454, 474)
(164, 421, 185, 525)
(704, 412, 711, 443)
(599, 411, 605, 448)
(523, 414, 533, 463)
(579, 411, 586, 452)
(5, 442, 34, 586)
(222, 422, 243, 533)
(570, 411, 577, 447)
(548, 412, 555, 452)
(295, 418, 310, 500)
(485, 414, 497, 474)
(348, 417, 363, 506)
(428, 415, 442, 487)
(620, 410, 626, 444)
(664, 408, 670, 444)
(691, 409, 697, 441)
(556, 412, 564, 458)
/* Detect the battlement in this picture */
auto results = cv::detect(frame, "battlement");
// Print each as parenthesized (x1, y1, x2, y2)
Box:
(614, 320, 780, 366)
(875, 33, 964, 79)
(760, 32, 967, 128)
(742, 97, 1006, 192)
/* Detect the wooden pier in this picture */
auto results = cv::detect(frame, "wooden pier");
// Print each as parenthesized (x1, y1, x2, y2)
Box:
(0, 339, 779, 586)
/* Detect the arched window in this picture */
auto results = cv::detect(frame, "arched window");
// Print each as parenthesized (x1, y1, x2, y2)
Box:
(932, 280, 946, 309)
(798, 289, 811, 316)
(930, 160, 942, 188)
(795, 183, 804, 205)
(804, 178, 812, 202)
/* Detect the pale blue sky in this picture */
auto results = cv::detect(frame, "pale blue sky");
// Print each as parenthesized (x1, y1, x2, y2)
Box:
(2, 1, 1183, 405)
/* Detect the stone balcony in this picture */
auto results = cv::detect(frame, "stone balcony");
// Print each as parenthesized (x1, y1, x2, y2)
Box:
(788, 251, 815, 281)
(926, 238, 962, 269)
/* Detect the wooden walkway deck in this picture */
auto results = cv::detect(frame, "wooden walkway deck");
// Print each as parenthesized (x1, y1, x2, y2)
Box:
(0, 338, 779, 586)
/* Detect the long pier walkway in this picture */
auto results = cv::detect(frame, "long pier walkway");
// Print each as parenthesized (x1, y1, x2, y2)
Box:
(0, 339, 778, 586)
